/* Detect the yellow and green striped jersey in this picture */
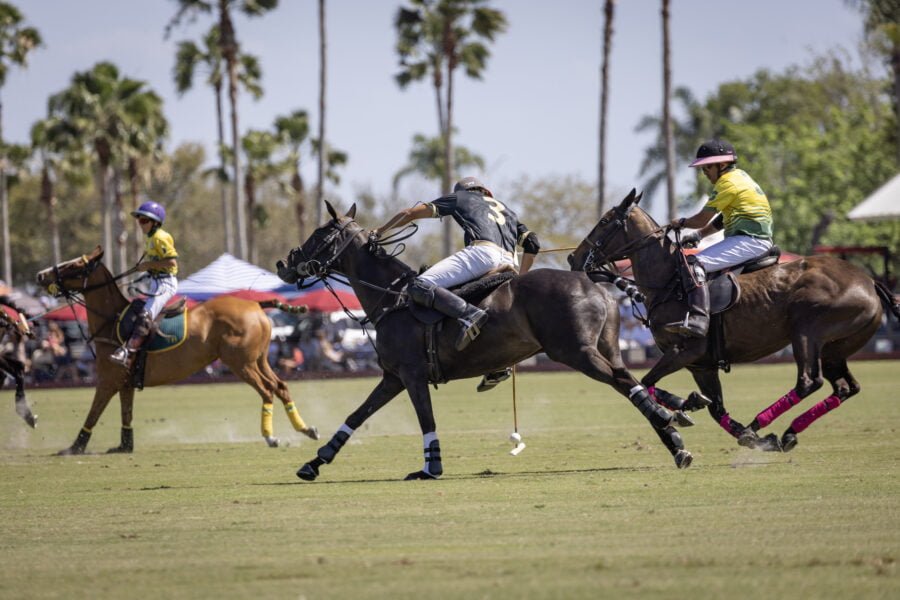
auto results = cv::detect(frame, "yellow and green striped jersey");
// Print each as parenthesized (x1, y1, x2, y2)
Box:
(706, 168, 773, 239)
(145, 228, 179, 276)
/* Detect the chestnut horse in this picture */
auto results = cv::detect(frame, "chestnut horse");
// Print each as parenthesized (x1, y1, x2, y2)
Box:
(36, 247, 319, 454)
(570, 190, 900, 452)
(276, 202, 691, 482)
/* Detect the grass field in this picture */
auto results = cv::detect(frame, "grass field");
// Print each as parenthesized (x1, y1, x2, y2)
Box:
(1, 361, 898, 599)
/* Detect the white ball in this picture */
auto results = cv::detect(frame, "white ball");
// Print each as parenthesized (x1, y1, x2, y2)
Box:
(509, 432, 522, 443)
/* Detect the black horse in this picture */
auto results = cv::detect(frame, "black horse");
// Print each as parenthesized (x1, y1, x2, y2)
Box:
(1, 310, 37, 428)
(277, 202, 692, 482)
(569, 189, 900, 452)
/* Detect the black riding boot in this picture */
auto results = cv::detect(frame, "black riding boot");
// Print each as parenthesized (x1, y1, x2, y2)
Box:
(429, 286, 489, 351)
(664, 264, 710, 338)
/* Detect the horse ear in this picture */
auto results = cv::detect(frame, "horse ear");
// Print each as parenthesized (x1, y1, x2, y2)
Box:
(346, 203, 357, 219)
(619, 188, 637, 211)
(325, 200, 338, 221)
(635, 191, 644, 205)
(91, 246, 104, 261)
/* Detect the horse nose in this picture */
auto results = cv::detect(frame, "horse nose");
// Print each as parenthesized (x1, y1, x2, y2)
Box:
(566, 253, 575, 269)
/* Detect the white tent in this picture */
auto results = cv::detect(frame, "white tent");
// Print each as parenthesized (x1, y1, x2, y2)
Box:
(177, 253, 285, 300)
(848, 173, 900, 221)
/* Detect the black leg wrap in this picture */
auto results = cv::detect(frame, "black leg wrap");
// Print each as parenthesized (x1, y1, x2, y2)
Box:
(425, 440, 443, 478)
(630, 388, 674, 429)
(59, 428, 92, 455)
(107, 427, 134, 454)
(652, 387, 686, 410)
(317, 429, 350, 464)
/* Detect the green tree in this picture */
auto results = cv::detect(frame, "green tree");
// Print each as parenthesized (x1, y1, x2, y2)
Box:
(0, 1, 41, 284)
(241, 128, 283, 264)
(273, 109, 311, 239)
(47, 62, 168, 267)
(391, 131, 484, 205)
(167, 0, 278, 261)
(173, 24, 262, 255)
(394, 0, 506, 255)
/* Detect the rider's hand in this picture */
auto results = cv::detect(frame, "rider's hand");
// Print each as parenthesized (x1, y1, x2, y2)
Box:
(680, 230, 701, 248)
(670, 217, 687, 229)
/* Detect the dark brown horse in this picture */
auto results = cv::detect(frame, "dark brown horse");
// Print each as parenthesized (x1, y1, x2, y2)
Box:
(1, 309, 37, 428)
(277, 201, 691, 482)
(569, 190, 899, 451)
(35, 247, 319, 454)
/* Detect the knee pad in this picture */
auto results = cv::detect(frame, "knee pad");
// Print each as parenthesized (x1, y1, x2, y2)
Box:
(408, 277, 437, 307)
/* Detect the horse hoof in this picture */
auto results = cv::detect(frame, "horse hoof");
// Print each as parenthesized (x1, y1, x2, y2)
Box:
(758, 433, 783, 452)
(297, 462, 319, 481)
(106, 446, 133, 454)
(674, 450, 693, 469)
(674, 410, 695, 427)
(265, 436, 280, 448)
(404, 470, 440, 480)
(304, 426, 320, 441)
(737, 428, 760, 448)
(15, 403, 37, 428)
(685, 391, 712, 411)
(781, 432, 798, 453)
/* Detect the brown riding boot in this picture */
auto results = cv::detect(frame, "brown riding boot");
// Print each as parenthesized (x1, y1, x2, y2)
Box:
(110, 310, 151, 368)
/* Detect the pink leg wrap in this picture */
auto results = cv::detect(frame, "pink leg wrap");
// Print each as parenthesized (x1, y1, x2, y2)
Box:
(648, 386, 657, 400)
(790, 395, 841, 434)
(755, 389, 802, 429)
(719, 413, 738, 437)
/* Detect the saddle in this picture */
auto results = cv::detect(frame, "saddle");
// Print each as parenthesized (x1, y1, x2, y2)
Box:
(408, 271, 517, 385)
(704, 246, 781, 371)
(116, 299, 190, 389)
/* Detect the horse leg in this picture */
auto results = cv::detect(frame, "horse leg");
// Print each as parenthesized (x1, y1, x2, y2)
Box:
(554, 345, 690, 469)
(107, 386, 135, 453)
(401, 375, 444, 480)
(639, 339, 709, 424)
(297, 373, 406, 482)
(780, 358, 860, 452)
(59, 384, 119, 455)
(7, 358, 37, 428)
(260, 355, 318, 441)
(737, 335, 824, 450)
(221, 352, 285, 448)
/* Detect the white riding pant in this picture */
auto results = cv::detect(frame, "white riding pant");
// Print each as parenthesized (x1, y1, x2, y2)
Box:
(696, 235, 773, 274)
(418, 243, 516, 289)
(141, 275, 178, 320)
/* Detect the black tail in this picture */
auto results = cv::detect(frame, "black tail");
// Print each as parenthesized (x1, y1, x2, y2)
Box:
(258, 299, 308, 314)
(874, 280, 900, 320)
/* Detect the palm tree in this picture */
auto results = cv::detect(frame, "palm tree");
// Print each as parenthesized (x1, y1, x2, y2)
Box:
(316, 0, 327, 225)
(173, 24, 262, 255)
(392, 132, 484, 202)
(167, 0, 278, 261)
(273, 109, 311, 239)
(846, 0, 900, 163)
(47, 62, 168, 266)
(240, 128, 282, 264)
(660, 0, 676, 221)
(394, 0, 506, 255)
(598, 0, 615, 217)
(0, 2, 41, 283)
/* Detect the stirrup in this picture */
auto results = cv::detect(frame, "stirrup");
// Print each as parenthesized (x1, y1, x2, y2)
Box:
(477, 368, 512, 392)
(109, 347, 133, 367)
(455, 311, 488, 351)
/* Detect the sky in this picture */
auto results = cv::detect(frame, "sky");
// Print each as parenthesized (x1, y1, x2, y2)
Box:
(6, 0, 869, 221)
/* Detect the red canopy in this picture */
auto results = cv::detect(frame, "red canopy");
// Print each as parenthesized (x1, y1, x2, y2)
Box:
(220, 289, 288, 303)
(41, 296, 198, 322)
(289, 289, 362, 312)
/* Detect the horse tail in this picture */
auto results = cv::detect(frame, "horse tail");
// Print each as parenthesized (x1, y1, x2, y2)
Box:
(258, 299, 308, 314)
(873, 280, 900, 321)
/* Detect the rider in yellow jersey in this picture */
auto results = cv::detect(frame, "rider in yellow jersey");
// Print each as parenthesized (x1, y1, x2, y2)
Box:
(110, 200, 179, 367)
(667, 139, 774, 338)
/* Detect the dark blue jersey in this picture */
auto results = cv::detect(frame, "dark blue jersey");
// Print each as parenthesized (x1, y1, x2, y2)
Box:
(429, 190, 531, 253)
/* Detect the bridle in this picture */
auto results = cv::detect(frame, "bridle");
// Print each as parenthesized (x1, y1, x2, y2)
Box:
(291, 218, 366, 282)
(577, 204, 668, 273)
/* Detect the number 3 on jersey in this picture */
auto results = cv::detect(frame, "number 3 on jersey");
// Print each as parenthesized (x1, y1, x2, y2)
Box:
(483, 197, 506, 225)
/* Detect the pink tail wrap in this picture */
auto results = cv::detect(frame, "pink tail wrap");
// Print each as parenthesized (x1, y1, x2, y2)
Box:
(755, 389, 802, 429)
(790, 395, 841, 434)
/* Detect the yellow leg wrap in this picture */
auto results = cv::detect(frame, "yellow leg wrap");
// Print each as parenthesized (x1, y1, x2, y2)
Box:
(261, 404, 274, 438)
(284, 401, 308, 432)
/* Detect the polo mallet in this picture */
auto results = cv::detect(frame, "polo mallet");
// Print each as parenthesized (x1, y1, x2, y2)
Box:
(509, 364, 526, 456)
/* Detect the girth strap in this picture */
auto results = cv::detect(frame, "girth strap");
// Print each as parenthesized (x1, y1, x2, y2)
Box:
(425, 322, 446, 387)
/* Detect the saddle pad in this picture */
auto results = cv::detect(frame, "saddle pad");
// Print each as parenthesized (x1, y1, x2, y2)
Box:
(116, 305, 189, 353)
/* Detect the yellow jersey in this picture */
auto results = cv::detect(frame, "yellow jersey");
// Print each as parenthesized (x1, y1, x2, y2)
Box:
(145, 228, 178, 276)
(706, 168, 773, 239)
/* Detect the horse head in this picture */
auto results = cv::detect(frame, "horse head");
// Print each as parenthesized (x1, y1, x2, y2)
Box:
(277, 201, 364, 284)
(36, 246, 106, 298)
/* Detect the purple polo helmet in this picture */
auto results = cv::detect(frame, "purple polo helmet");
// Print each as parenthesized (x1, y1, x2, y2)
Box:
(131, 200, 166, 224)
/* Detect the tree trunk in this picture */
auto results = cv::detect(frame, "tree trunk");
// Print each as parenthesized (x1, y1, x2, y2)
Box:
(97, 163, 113, 266)
(661, 0, 677, 221)
(220, 0, 247, 259)
(215, 81, 234, 255)
(129, 158, 142, 264)
(598, 0, 615, 217)
(0, 97, 9, 284)
(892, 44, 900, 166)
(442, 54, 455, 256)
(293, 170, 307, 242)
(315, 0, 327, 227)
(113, 170, 128, 273)
(245, 172, 256, 264)
(40, 166, 61, 265)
